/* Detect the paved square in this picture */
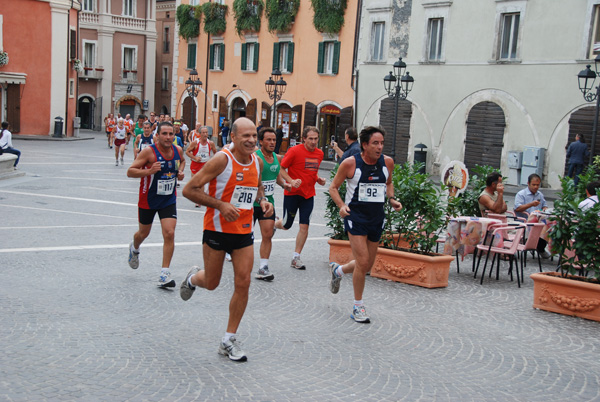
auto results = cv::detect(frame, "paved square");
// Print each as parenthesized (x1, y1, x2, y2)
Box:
(1, 134, 599, 401)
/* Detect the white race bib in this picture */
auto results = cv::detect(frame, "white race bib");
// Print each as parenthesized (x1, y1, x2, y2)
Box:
(199, 152, 210, 162)
(140, 143, 150, 150)
(231, 185, 258, 209)
(263, 179, 276, 196)
(358, 183, 386, 203)
(157, 178, 176, 195)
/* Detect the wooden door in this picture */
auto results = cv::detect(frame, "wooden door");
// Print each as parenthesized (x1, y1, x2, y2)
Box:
(378, 97, 412, 164)
(464, 101, 506, 172)
(6, 84, 20, 133)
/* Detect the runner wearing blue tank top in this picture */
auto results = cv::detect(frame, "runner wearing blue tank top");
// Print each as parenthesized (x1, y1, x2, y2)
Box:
(327, 126, 403, 324)
(126, 121, 185, 288)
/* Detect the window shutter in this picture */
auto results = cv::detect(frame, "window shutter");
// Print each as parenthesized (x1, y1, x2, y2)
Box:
(187, 44, 196, 69)
(219, 44, 225, 70)
(332, 41, 340, 75)
(209, 44, 215, 70)
(272, 42, 280, 71)
(70, 29, 77, 60)
(317, 42, 324, 74)
(241, 43, 247, 71)
(287, 42, 294, 73)
(253, 43, 260, 72)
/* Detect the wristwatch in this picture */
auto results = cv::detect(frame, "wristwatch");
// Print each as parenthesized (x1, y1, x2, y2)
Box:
(257, 196, 268, 204)
(389, 196, 397, 202)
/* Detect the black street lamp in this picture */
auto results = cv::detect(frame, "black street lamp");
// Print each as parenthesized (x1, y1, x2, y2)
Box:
(383, 57, 414, 162)
(265, 69, 287, 128)
(185, 68, 202, 129)
(577, 55, 600, 165)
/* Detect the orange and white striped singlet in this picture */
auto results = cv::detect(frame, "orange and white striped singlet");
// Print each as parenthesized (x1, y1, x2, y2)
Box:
(203, 148, 260, 234)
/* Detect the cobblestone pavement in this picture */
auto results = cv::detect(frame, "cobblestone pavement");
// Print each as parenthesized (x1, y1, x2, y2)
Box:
(1, 135, 599, 401)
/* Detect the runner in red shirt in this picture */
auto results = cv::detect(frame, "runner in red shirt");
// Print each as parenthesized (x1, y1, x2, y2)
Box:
(275, 126, 326, 270)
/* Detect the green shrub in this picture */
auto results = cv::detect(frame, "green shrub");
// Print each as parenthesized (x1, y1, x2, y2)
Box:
(176, 4, 200, 40)
(310, 0, 347, 33)
(233, 0, 264, 35)
(201, 3, 228, 35)
(265, 0, 300, 33)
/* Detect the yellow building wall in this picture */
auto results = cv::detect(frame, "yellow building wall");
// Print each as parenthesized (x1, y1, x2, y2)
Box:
(174, 0, 357, 155)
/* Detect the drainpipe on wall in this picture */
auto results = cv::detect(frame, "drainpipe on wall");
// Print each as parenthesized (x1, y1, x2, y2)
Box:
(351, 0, 362, 129)
(203, 1, 211, 126)
(75, 0, 80, 128)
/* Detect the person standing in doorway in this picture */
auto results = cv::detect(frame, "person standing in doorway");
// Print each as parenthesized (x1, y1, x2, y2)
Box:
(566, 134, 589, 186)
(220, 119, 230, 147)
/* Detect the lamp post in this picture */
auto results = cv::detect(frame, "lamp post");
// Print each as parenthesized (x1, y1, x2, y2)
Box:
(265, 69, 287, 128)
(185, 68, 202, 129)
(577, 56, 600, 166)
(383, 57, 414, 162)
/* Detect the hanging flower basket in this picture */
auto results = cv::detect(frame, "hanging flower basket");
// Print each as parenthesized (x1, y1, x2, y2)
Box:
(73, 59, 84, 73)
(0, 51, 8, 67)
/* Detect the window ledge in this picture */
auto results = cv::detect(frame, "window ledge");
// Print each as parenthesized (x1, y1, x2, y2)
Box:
(489, 59, 522, 64)
(318, 73, 338, 77)
(419, 60, 446, 65)
(242, 70, 257, 74)
(209, 69, 223, 72)
(364, 60, 387, 65)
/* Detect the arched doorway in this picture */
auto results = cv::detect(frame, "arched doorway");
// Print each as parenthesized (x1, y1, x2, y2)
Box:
(161, 105, 169, 115)
(318, 104, 341, 160)
(119, 99, 136, 119)
(464, 101, 506, 172)
(378, 98, 412, 164)
(232, 97, 247, 121)
(78, 96, 93, 129)
(566, 106, 599, 174)
(182, 96, 195, 129)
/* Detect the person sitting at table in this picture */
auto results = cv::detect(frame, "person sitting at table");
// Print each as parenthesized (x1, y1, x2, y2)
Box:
(578, 180, 600, 213)
(478, 172, 507, 217)
(515, 173, 550, 258)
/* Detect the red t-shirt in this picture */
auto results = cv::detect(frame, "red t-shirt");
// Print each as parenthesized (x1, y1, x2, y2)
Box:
(281, 144, 324, 199)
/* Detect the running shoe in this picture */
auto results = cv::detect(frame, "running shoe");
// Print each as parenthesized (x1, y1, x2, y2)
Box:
(115, 160, 119, 166)
(218, 336, 247, 362)
(329, 262, 342, 294)
(158, 269, 176, 288)
(351, 305, 370, 323)
(225, 253, 232, 262)
(180, 266, 201, 301)
(120, 157, 124, 165)
(290, 256, 306, 270)
(128, 242, 139, 269)
(255, 266, 274, 281)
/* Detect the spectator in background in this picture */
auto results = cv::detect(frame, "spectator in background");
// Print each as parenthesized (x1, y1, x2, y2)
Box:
(274, 125, 284, 154)
(220, 119, 230, 147)
(515, 174, 550, 258)
(0, 122, 21, 169)
(330, 127, 360, 164)
(478, 172, 507, 217)
(578, 180, 600, 212)
(566, 134, 589, 186)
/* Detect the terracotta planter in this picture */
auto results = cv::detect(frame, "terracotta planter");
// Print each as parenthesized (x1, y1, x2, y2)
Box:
(371, 247, 453, 288)
(531, 272, 600, 322)
(328, 238, 454, 289)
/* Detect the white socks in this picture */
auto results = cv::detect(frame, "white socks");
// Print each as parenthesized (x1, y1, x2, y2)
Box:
(260, 259, 269, 269)
(222, 332, 235, 343)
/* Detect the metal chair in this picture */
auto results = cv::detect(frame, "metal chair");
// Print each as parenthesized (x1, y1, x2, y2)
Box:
(516, 222, 546, 282)
(474, 224, 526, 287)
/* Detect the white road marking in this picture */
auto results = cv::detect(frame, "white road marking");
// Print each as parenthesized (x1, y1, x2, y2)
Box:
(0, 223, 189, 230)
(0, 204, 138, 220)
(0, 237, 329, 253)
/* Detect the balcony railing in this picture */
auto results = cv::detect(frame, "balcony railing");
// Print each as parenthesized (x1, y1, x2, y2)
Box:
(112, 16, 147, 30)
(80, 67, 103, 80)
(80, 12, 99, 24)
(121, 69, 138, 83)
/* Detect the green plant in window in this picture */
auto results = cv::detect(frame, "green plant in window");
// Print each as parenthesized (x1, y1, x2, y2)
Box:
(176, 4, 201, 40)
(200, 3, 228, 35)
(310, 0, 347, 34)
(233, 0, 264, 36)
(265, 0, 300, 33)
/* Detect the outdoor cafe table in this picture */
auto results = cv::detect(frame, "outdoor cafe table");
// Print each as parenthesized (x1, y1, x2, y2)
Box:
(443, 216, 503, 257)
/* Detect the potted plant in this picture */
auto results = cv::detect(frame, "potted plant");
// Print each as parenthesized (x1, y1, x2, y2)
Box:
(530, 173, 600, 322)
(176, 4, 200, 40)
(326, 162, 454, 288)
(201, 2, 228, 35)
(0, 50, 8, 67)
(265, 0, 300, 33)
(232, 0, 264, 35)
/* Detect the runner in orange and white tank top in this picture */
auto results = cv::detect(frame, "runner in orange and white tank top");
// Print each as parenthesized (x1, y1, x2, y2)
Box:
(203, 147, 260, 234)
(185, 126, 217, 175)
(180, 117, 273, 362)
